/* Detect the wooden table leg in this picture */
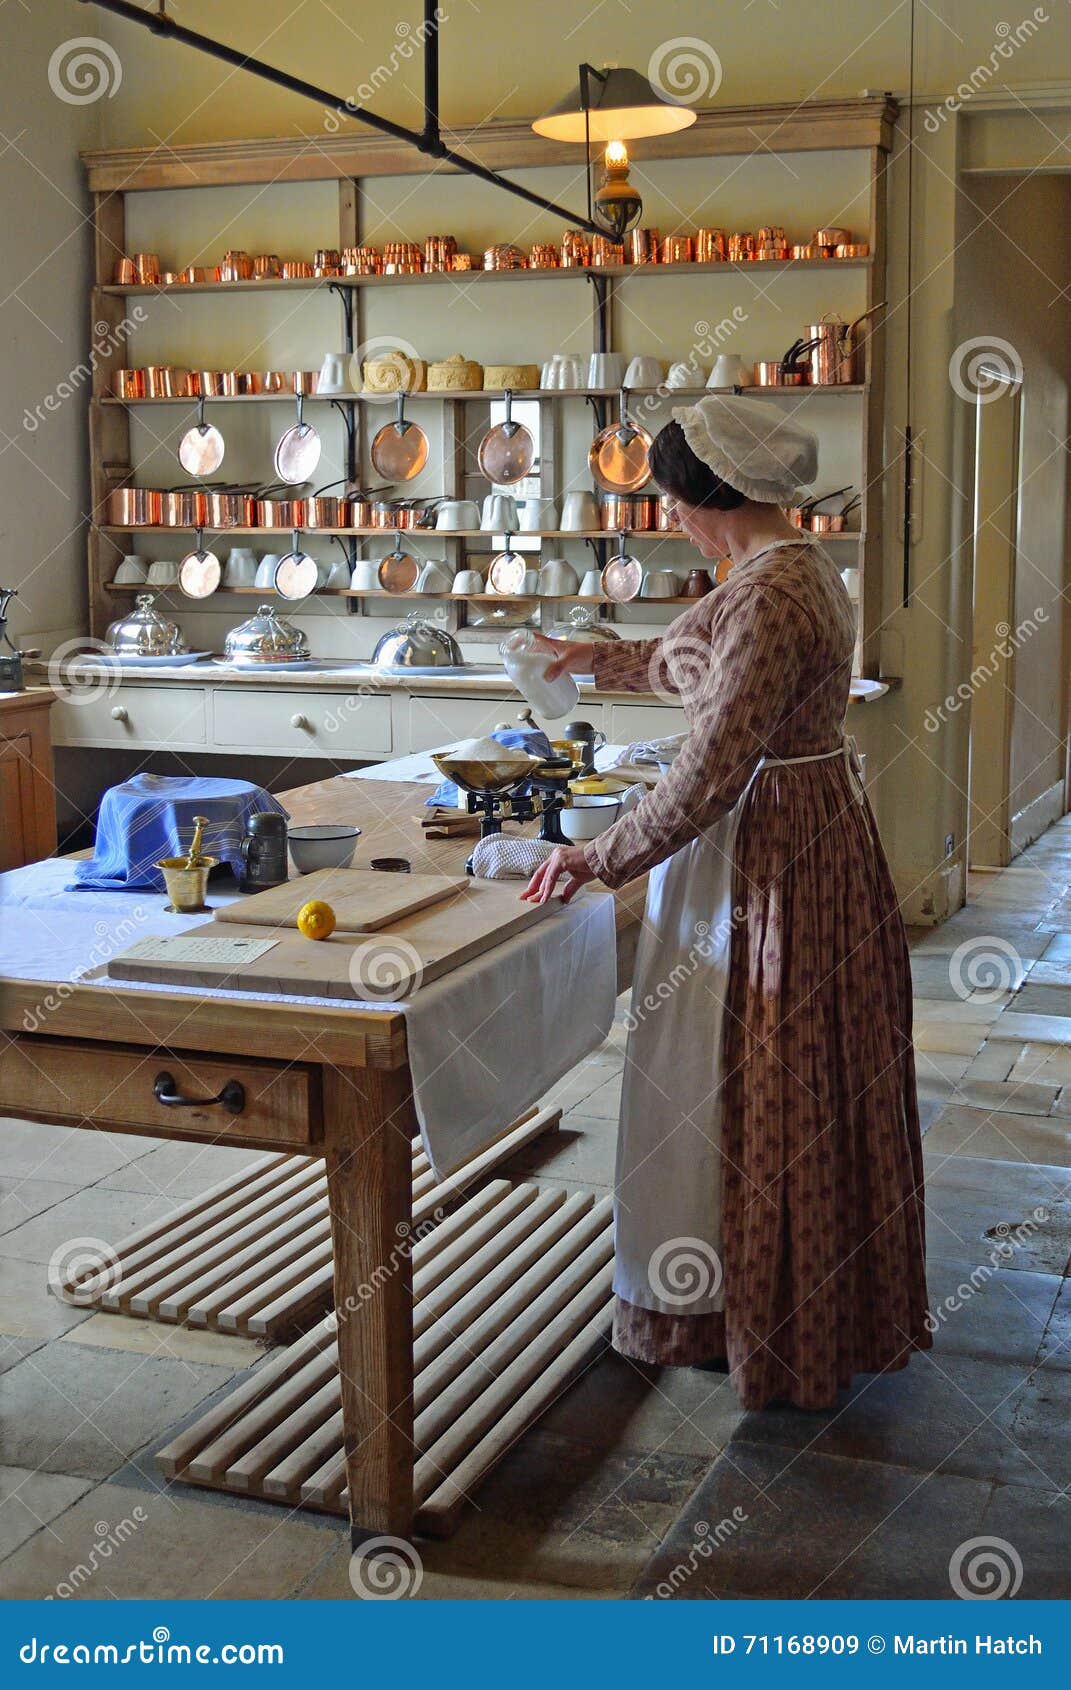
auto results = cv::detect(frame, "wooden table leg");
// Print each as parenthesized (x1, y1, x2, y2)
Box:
(322, 1063, 416, 1543)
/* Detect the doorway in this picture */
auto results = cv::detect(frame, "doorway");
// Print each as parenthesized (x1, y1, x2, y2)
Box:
(954, 171, 1071, 871)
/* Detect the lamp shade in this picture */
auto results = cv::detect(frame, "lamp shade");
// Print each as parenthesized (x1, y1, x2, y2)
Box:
(532, 67, 697, 143)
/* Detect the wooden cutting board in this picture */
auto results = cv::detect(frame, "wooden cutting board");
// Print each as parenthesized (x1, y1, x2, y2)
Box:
(213, 868, 469, 934)
(108, 881, 562, 1001)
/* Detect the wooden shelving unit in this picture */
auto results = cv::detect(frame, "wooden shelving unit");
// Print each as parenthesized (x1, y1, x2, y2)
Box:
(84, 96, 895, 673)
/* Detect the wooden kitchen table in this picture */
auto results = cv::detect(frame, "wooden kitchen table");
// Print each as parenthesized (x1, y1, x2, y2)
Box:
(0, 773, 645, 1543)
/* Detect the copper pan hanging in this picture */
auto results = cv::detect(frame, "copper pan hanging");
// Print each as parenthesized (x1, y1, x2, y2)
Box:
(477, 389, 535, 485)
(589, 390, 653, 494)
(378, 533, 421, 594)
(177, 397, 225, 477)
(273, 529, 319, 600)
(274, 392, 322, 485)
(370, 392, 430, 482)
(177, 531, 221, 599)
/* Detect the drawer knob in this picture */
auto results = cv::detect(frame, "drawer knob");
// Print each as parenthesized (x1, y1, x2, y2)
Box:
(110, 705, 129, 722)
(290, 712, 311, 730)
(153, 1070, 246, 1115)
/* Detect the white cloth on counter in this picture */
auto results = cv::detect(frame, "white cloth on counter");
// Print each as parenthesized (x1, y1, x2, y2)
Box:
(404, 889, 617, 1177)
(0, 849, 618, 1181)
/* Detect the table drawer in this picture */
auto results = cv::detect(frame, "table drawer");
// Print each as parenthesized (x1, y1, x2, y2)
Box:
(50, 686, 207, 749)
(212, 688, 392, 756)
(0, 1036, 320, 1150)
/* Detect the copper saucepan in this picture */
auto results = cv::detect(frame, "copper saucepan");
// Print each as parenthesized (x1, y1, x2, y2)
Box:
(256, 486, 310, 529)
(306, 480, 350, 529)
(600, 494, 658, 531)
(162, 488, 209, 528)
(106, 486, 163, 526)
(205, 485, 257, 529)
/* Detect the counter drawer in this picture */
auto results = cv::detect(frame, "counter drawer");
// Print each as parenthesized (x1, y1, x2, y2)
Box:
(50, 686, 207, 748)
(0, 1036, 320, 1151)
(406, 695, 605, 751)
(211, 688, 392, 757)
(608, 702, 688, 742)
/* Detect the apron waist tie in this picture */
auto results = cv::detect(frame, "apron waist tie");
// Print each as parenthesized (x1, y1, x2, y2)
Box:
(760, 734, 865, 805)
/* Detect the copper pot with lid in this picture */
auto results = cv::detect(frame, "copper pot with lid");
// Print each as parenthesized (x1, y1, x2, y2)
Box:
(805, 305, 885, 385)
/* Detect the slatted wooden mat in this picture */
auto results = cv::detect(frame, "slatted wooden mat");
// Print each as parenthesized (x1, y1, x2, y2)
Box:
(53, 1107, 561, 1341)
(157, 1182, 614, 1537)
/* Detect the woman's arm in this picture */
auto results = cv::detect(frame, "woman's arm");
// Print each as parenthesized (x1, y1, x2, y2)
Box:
(581, 586, 817, 889)
(535, 633, 675, 694)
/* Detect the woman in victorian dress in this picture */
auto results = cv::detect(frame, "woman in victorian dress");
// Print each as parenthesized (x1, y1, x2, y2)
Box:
(524, 396, 929, 1410)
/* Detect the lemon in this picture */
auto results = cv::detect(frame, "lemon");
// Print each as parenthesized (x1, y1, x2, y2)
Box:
(296, 899, 336, 941)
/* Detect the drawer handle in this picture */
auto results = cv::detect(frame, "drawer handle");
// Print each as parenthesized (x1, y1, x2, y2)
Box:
(290, 712, 312, 731)
(110, 705, 129, 723)
(153, 1070, 246, 1115)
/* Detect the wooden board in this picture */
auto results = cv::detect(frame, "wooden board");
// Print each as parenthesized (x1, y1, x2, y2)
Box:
(156, 1186, 614, 1536)
(108, 880, 561, 1000)
(51, 1106, 562, 1338)
(214, 868, 469, 934)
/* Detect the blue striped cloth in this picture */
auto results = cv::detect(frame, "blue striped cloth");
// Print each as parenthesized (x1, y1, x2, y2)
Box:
(69, 775, 288, 892)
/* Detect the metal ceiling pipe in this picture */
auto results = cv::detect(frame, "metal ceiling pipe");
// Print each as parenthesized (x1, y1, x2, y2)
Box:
(77, 0, 598, 231)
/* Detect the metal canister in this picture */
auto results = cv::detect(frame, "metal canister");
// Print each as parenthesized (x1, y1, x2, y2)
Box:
(238, 811, 289, 892)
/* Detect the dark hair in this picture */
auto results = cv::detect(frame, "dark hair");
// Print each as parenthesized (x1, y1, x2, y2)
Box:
(649, 419, 745, 510)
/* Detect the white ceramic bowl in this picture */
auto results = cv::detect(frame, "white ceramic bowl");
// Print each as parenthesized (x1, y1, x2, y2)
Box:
(288, 824, 361, 873)
(559, 793, 622, 840)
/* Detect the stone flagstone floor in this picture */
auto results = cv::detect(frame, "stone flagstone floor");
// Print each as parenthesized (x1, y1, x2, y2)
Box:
(3, 820, 1071, 1599)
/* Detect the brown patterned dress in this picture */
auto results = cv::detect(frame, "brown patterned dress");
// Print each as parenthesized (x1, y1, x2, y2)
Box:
(583, 539, 931, 1410)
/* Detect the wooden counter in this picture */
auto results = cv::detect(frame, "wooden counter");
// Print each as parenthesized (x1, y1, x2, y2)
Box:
(0, 690, 57, 871)
(0, 770, 644, 1542)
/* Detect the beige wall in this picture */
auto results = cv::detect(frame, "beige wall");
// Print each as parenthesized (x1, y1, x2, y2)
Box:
(0, 2, 101, 658)
(23, 0, 1071, 914)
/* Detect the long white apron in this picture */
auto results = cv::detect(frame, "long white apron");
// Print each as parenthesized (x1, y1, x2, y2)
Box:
(612, 805, 744, 1317)
(612, 737, 864, 1317)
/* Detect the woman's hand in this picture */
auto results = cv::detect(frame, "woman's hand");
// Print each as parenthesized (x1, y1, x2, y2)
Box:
(529, 633, 592, 683)
(520, 844, 597, 905)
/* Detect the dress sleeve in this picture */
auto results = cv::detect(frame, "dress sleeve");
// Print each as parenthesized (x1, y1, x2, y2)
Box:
(591, 637, 678, 695)
(582, 584, 816, 889)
